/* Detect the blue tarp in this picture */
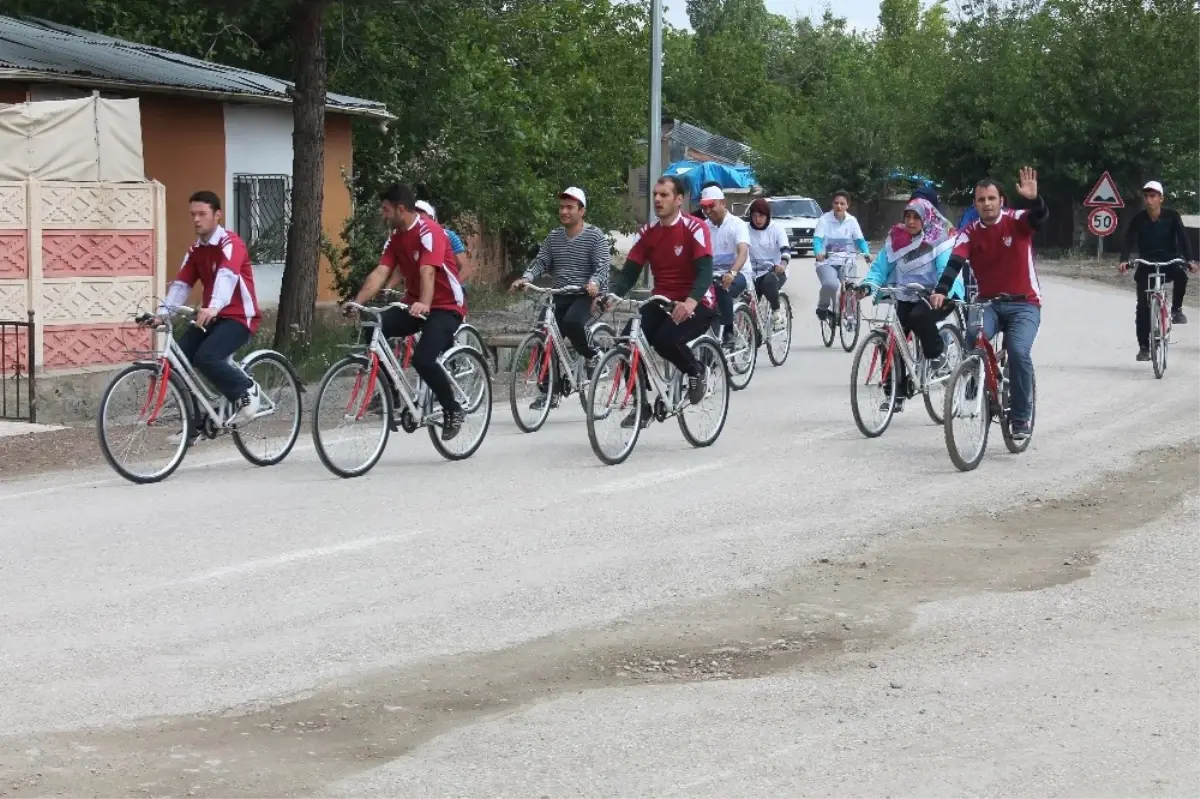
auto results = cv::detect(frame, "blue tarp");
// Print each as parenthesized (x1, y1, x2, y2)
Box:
(662, 160, 757, 199)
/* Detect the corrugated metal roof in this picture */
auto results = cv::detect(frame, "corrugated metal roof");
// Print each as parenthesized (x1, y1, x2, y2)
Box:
(0, 15, 391, 118)
(668, 120, 751, 165)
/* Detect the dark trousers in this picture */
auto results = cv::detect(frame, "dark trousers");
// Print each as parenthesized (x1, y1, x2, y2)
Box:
(754, 271, 787, 310)
(893, 301, 953, 392)
(381, 307, 464, 413)
(621, 301, 714, 377)
(713, 272, 748, 329)
(1135, 263, 1188, 348)
(178, 318, 252, 402)
(553, 294, 598, 359)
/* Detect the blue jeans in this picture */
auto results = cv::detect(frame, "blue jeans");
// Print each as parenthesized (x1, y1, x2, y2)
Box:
(177, 318, 253, 402)
(714, 271, 748, 329)
(968, 301, 1040, 423)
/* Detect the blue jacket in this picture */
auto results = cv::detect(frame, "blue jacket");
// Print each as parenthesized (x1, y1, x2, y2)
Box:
(863, 244, 965, 301)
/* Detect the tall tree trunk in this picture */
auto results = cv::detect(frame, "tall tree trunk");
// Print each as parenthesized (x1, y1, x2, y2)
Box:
(274, 0, 329, 355)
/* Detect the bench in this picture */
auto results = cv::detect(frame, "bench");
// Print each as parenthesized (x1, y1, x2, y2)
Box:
(483, 333, 526, 373)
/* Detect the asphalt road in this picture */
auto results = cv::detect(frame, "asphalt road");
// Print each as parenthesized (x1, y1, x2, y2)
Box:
(1, 267, 1197, 797)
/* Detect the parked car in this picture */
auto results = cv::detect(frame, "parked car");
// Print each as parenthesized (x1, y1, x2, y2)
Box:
(744, 195, 823, 256)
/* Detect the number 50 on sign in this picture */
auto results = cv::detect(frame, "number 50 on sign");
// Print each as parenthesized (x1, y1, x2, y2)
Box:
(1087, 206, 1117, 237)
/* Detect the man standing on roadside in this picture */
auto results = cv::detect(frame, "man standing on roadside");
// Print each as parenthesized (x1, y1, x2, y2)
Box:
(511, 187, 612, 407)
(1118, 180, 1198, 361)
(701, 185, 750, 347)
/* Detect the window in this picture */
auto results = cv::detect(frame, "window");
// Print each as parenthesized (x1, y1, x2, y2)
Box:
(233, 174, 291, 264)
(637, 172, 649, 196)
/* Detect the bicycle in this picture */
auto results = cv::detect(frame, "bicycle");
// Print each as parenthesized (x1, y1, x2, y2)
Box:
(1131, 258, 1186, 379)
(310, 298, 492, 478)
(741, 269, 793, 366)
(585, 293, 730, 465)
(382, 290, 491, 384)
(819, 252, 867, 352)
(849, 284, 965, 438)
(713, 275, 758, 391)
(942, 293, 1036, 472)
(97, 306, 303, 484)
(507, 284, 617, 433)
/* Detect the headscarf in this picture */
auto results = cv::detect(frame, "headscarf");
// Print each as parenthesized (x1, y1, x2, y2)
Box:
(748, 198, 771, 230)
(909, 185, 945, 215)
(885, 198, 955, 264)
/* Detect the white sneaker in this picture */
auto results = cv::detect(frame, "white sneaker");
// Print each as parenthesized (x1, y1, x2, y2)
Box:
(772, 309, 785, 328)
(233, 385, 261, 423)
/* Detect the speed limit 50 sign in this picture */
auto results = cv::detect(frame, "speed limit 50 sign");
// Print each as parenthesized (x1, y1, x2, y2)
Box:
(1087, 206, 1118, 237)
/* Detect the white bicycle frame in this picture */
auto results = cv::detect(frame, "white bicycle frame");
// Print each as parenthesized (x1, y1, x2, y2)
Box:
(522, 284, 607, 394)
(1133, 258, 1185, 342)
(605, 293, 706, 414)
(344, 299, 475, 424)
(140, 305, 274, 428)
(867, 285, 953, 392)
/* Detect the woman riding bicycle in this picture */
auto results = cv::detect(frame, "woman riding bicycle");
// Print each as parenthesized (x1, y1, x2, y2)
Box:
(747, 197, 791, 328)
(859, 198, 963, 411)
(812, 190, 870, 321)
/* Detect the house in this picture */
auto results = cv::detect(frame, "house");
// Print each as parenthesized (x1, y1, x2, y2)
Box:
(0, 15, 391, 307)
(626, 118, 757, 224)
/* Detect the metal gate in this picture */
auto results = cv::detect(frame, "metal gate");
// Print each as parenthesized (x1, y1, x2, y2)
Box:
(0, 311, 36, 422)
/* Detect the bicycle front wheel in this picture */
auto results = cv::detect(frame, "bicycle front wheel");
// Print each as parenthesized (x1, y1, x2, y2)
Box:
(509, 331, 555, 433)
(944, 354, 990, 472)
(766, 293, 792, 366)
(586, 346, 643, 465)
(850, 331, 896, 438)
(840, 289, 861, 352)
(311, 355, 392, 479)
(727, 303, 757, 391)
(820, 299, 836, 348)
(1150, 294, 1167, 379)
(679, 337, 730, 448)
(430, 347, 492, 461)
(232, 350, 303, 467)
(97, 363, 192, 484)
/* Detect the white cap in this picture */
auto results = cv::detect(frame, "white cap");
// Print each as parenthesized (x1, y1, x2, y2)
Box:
(415, 200, 436, 219)
(1142, 180, 1164, 195)
(700, 185, 725, 205)
(560, 186, 587, 207)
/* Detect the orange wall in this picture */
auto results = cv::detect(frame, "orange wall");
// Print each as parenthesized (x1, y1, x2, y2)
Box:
(320, 114, 354, 302)
(0, 83, 28, 103)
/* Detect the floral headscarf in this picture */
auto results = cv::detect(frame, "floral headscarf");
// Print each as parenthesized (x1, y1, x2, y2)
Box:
(885, 198, 955, 263)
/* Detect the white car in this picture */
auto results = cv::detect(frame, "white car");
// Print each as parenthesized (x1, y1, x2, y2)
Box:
(745, 196, 823, 257)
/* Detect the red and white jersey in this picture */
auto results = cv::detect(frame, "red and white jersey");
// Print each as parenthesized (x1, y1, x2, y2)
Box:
(380, 216, 466, 315)
(175, 226, 261, 333)
(952, 209, 1042, 306)
(627, 213, 716, 308)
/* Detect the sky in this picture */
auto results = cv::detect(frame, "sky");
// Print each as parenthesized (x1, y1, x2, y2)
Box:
(662, 0, 883, 32)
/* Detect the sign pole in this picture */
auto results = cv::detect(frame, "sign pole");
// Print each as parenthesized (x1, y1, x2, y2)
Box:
(646, 0, 663, 291)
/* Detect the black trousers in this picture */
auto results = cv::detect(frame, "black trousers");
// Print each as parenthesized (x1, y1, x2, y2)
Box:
(380, 307, 463, 412)
(754, 271, 787, 310)
(553, 294, 598, 358)
(1135, 263, 1188, 349)
(893, 301, 954, 392)
(620, 301, 714, 377)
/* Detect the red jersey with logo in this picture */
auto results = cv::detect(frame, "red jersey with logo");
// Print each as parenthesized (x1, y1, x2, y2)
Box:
(951, 209, 1042, 306)
(380, 217, 466, 314)
(627, 214, 716, 308)
(176, 226, 261, 333)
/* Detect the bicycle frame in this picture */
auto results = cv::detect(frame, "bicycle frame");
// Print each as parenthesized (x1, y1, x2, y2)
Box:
(136, 306, 274, 428)
(958, 300, 1006, 412)
(605, 294, 693, 416)
(522, 284, 602, 395)
(865, 286, 954, 394)
(1133, 258, 1184, 341)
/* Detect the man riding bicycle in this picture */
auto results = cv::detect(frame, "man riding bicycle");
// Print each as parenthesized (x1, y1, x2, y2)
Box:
(700, 185, 750, 348)
(154, 190, 262, 444)
(350, 183, 468, 441)
(511, 186, 612, 407)
(813, 190, 871, 321)
(608, 175, 715, 427)
(931, 167, 1046, 442)
(1117, 180, 1198, 361)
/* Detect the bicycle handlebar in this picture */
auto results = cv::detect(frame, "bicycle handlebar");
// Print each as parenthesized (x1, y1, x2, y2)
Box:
(343, 299, 424, 320)
(1132, 258, 1186, 268)
(601, 292, 677, 311)
(523, 284, 585, 295)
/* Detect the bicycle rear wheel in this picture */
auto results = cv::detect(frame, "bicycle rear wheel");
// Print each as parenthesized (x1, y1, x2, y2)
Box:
(1001, 368, 1036, 454)
(840, 289, 861, 352)
(943, 354, 990, 472)
(455, 324, 494, 376)
(727, 303, 757, 391)
(1150, 294, 1167, 379)
(679, 337, 730, 448)
(579, 322, 618, 411)
(232, 351, 303, 467)
(586, 346, 643, 465)
(766, 293, 793, 366)
(850, 331, 896, 438)
(923, 324, 965, 425)
(97, 363, 192, 484)
(430, 347, 492, 461)
(311, 355, 392, 478)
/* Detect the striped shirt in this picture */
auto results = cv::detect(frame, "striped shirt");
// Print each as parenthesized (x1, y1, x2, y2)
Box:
(522, 223, 611, 290)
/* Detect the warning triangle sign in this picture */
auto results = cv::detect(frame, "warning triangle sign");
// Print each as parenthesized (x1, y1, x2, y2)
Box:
(1084, 171, 1124, 208)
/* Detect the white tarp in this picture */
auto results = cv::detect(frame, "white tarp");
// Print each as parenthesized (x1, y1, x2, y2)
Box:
(0, 96, 144, 182)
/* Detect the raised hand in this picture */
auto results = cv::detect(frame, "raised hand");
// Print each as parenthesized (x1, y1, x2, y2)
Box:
(1016, 166, 1038, 200)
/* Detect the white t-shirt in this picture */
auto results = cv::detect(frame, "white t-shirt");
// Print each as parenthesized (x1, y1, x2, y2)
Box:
(814, 211, 866, 265)
(748, 222, 791, 276)
(706, 213, 750, 276)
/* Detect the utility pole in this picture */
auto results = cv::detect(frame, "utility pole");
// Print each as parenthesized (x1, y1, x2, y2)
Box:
(646, 0, 663, 290)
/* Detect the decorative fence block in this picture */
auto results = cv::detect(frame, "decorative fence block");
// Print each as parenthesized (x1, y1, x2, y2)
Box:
(42, 277, 154, 323)
(0, 231, 27, 278)
(38, 184, 155, 230)
(43, 323, 151, 369)
(0, 183, 26, 228)
(0, 281, 28, 319)
(42, 232, 154, 277)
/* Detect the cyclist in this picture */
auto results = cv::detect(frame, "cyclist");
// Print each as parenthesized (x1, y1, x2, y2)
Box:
(1117, 180, 1198, 361)
(350, 183, 467, 441)
(414, 200, 472, 282)
(859, 197, 963, 412)
(154, 190, 261, 442)
(510, 187, 612, 407)
(812, 190, 870, 321)
(700, 185, 750, 347)
(746, 197, 790, 328)
(608, 174, 715, 427)
(931, 167, 1046, 442)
